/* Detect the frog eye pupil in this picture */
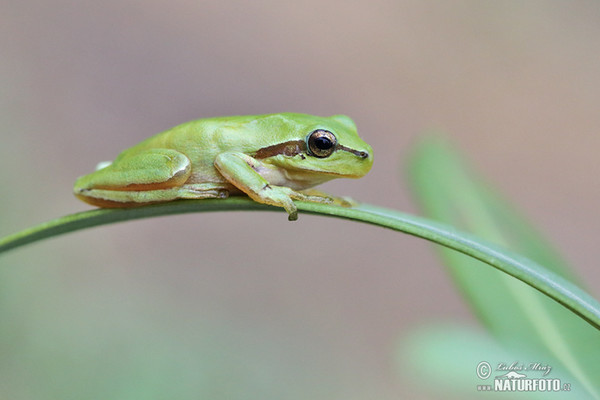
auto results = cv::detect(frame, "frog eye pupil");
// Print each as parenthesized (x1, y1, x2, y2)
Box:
(314, 136, 333, 150)
(307, 130, 337, 158)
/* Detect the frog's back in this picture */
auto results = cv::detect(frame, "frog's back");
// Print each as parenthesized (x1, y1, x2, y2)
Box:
(112, 115, 260, 162)
(114, 113, 316, 163)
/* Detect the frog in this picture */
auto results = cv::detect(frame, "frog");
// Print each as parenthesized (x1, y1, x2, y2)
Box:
(73, 113, 373, 221)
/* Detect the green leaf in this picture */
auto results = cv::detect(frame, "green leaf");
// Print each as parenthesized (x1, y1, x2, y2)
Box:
(398, 324, 584, 399)
(1, 198, 600, 338)
(407, 135, 600, 398)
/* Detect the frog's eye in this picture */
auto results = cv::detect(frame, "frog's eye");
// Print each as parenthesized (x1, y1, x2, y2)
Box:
(307, 130, 337, 158)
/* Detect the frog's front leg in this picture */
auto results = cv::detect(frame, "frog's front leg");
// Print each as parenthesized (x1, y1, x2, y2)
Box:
(74, 148, 227, 207)
(214, 152, 332, 221)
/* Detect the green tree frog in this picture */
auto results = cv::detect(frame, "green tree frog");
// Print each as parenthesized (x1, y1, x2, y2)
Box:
(74, 113, 373, 220)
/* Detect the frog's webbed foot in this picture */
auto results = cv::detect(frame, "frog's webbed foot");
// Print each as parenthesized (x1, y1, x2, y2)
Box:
(177, 184, 229, 199)
(298, 189, 359, 208)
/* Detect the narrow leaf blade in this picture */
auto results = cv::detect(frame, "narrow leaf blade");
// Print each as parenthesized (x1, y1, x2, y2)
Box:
(407, 135, 600, 397)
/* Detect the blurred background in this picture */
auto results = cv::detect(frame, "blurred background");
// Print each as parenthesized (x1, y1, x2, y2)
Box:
(1, 1, 599, 398)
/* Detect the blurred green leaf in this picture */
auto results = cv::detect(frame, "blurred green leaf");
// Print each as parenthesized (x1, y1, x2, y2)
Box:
(407, 135, 600, 398)
(398, 324, 583, 399)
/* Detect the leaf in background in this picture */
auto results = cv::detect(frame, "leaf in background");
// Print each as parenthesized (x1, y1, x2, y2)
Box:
(407, 135, 600, 398)
(398, 323, 582, 400)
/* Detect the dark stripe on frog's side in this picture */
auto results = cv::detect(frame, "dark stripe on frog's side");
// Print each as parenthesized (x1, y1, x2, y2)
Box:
(253, 140, 369, 159)
(337, 144, 369, 159)
(254, 140, 306, 159)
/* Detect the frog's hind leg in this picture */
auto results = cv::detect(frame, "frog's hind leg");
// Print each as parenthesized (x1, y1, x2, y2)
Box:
(298, 189, 359, 208)
(74, 148, 227, 208)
